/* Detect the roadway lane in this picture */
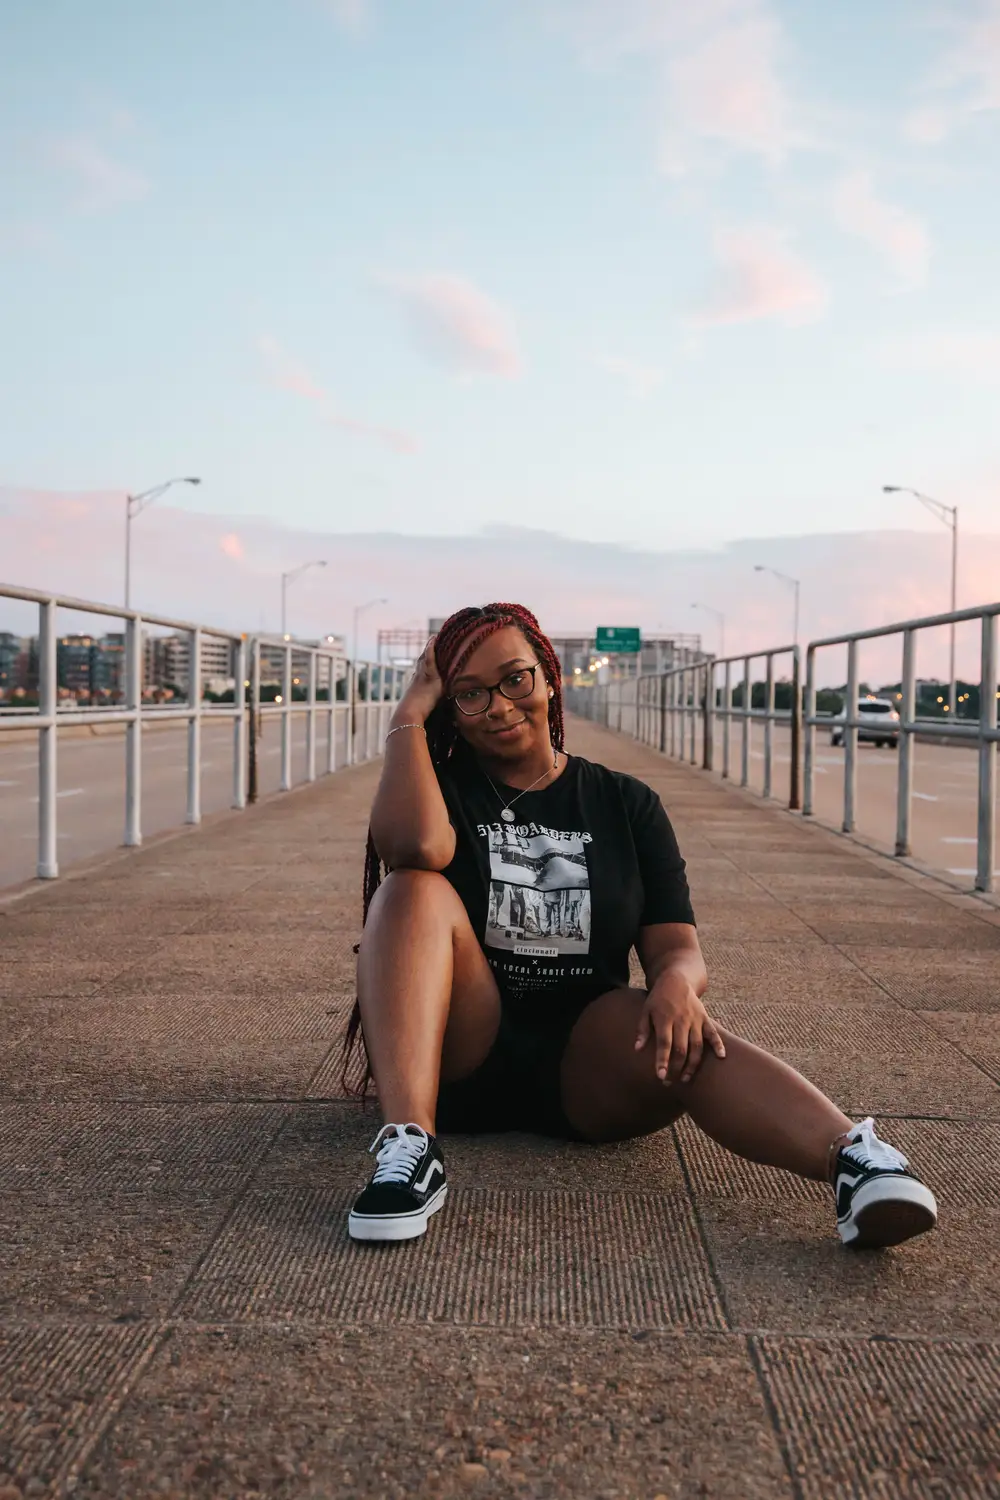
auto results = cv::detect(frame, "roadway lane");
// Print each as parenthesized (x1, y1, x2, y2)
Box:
(706, 721, 997, 884)
(0, 711, 356, 890)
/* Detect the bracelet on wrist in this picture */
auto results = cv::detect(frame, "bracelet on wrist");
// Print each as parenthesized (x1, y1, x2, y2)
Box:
(385, 722, 426, 741)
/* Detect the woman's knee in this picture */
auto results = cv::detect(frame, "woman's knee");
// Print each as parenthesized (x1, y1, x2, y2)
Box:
(368, 867, 458, 917)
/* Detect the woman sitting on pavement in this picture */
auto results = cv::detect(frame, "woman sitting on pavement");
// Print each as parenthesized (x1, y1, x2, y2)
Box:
(341, 602, 937, 1250)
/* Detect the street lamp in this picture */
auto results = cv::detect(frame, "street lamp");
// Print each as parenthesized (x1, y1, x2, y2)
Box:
(352, 596, 388, 668)
(753, 564, 801, 647)
(280, 559, 327, 638)
(883, 484, 959, 715)
(125, 477, 201, 608)
(690, 602, 725, 658)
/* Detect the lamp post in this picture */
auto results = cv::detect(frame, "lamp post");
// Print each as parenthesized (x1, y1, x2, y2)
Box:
(883, 485, 959, 716)
(350, 597, 388, 764)
(753, 564, 800, 647)
(280, 559, 327, 639)
(690, 602, 725, 658)
(125, 477, 201, 609)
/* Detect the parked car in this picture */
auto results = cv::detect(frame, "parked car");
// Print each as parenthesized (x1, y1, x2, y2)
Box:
(830, 696, 900, 748)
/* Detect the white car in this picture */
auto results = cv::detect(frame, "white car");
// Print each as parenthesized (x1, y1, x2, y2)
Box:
(830, 696, 900, 749)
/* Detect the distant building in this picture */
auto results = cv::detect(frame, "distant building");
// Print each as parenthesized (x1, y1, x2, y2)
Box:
(547, 632, 704, 681)
(0, 632, 21, 697)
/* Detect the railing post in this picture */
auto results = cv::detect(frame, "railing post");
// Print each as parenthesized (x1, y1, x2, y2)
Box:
(248, 638, 261, 804)
(326, 654, 337, 775)
(895, 629, 916, 857)
(763, 653, 774, 799)
(976, 612, 997, 893)
(658, 674, 666, 753)
(843, 639, 859, 833)
(124, 614, 142, 847)
(702, 663, 712, 770)
(281, 644, 292, 791)
(789, 647, 802, 811)
(232, 637, 247, 809)
(722, 660, 731, 780)
(37, 599, 58, 879)
(688, 668, 697, 765)
(803, 646, 816, 816)
(741, 657, 751, 787)
(186, 626, 201, 825)
(306, 648, 317, 782)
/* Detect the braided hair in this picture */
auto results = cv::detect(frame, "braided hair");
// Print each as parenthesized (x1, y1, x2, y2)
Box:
(340, 602, 566, 1096)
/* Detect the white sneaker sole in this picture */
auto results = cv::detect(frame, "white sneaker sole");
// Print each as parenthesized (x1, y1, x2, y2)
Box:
(348, 1184, 447, 1242)
(838, 1175, 938, 1248)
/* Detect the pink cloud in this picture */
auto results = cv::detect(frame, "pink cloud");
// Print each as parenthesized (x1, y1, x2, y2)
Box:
(45, 134, 148, 210)
(318, 0, 368, 30)
(380, 273, 521, 377)
(596, 356, 663, 398)
(219, 533, 244, 561)
(905, 2, 1000, 142)
(257, 336, 418, 453)
(832, 171, 929, 288)
(560, 0, 797, 172)
(690, 226, 828, 327)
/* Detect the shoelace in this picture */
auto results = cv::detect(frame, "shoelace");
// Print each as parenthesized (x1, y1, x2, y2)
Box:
(369, 1123, 429, 1185)
(841, 1117, 909, 1173)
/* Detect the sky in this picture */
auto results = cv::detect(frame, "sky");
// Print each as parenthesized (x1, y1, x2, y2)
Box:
(1, 0, 999, 649)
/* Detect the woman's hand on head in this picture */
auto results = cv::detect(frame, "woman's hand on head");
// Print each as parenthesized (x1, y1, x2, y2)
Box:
(634, 970, 726, 1085)
(393, 635, 445, 726)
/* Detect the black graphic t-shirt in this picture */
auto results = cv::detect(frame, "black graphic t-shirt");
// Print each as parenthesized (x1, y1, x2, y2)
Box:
(439, 752, 695, 1021)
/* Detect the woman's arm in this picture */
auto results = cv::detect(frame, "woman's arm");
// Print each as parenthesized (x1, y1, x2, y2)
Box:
(636, 921, 708, 996)
(370, 639, 457, 871)
(634, 922, 723, 1084)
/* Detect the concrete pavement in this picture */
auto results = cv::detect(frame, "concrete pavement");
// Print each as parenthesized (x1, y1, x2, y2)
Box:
(1, 714, 998, 1496)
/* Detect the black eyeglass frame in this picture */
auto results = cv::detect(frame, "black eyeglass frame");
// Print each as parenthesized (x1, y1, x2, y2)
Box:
(448, 662, 542, 717)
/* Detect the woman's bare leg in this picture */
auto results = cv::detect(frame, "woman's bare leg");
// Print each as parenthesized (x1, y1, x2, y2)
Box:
(561, 989, 852, 1181)
(356, 869, 501, 1132)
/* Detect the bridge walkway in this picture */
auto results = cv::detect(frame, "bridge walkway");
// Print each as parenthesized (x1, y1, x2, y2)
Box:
(2, 716, 998, 1497)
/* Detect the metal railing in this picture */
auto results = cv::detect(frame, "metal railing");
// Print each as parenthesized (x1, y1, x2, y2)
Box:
(805, 602, 998, 892)
(567, 644, 801, 808)
(0, 585, 405, 880)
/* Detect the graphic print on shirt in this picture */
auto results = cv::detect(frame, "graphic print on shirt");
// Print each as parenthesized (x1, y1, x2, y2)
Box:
(482, 823, 591, 958)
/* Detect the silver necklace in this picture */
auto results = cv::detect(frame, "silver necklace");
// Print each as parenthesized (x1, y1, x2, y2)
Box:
(484, 751, 559, 823)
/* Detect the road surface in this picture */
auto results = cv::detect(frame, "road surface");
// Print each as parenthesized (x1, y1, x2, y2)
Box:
(1, 712, 995, 892)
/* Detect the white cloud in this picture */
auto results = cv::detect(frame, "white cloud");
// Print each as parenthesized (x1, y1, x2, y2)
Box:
(690, 226, 828, 327)
(880, 330, 1000, 382)
(559, 0, 797, 171)
(379, 272, 521, 377)
(832, 170, 929, 288)
(257, 336, 419, 452)
(596, 356, 664, 398)
(45, 134, 148, 210)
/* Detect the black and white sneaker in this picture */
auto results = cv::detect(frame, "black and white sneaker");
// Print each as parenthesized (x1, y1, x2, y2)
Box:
(348, 1123, 447, 1242)
(834, 1117, 937, 1249)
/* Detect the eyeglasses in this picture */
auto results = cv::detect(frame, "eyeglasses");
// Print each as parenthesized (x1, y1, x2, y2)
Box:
(450, 663, 541, 717)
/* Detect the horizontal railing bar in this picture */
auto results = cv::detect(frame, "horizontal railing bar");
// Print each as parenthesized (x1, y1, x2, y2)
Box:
(0, 582, 246, 639)
(808, 600, 1000, 650)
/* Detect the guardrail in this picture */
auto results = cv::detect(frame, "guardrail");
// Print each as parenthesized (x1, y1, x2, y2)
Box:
(0, 585, 404, 880)
(805, 601, 998, 892)
(568, 600, 999, 896)
(566, 644, 801, 808)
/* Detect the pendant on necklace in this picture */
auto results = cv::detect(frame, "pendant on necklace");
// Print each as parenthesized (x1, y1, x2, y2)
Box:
(501, 808, 516, 823)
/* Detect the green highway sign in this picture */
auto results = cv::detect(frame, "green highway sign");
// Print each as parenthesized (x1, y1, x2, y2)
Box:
(595, 626, 641, 654)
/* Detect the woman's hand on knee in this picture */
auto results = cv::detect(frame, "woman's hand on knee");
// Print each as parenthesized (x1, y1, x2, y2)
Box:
(634, 973, 726, 1085)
